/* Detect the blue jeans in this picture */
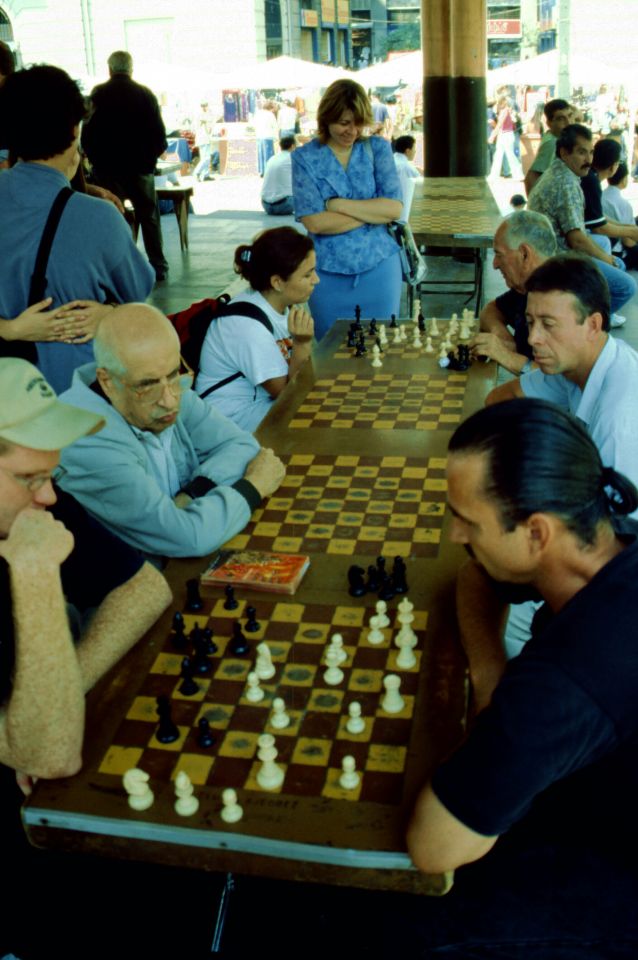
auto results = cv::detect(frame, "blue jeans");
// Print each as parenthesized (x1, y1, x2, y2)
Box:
(595, 254, 637, 314)
(261, 196, 294, 215)
(257, 138, 275, 176)
(194, 142, 211, 180)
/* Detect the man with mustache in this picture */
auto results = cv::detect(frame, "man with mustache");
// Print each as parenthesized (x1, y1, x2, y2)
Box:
(528, 124, 636, 324)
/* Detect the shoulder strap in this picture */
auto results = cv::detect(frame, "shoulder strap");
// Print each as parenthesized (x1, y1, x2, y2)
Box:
(198, 300, 276, 399)
(29, 187, 74, 305)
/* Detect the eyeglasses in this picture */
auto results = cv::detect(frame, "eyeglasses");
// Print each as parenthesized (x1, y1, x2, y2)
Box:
(0, 466, 54, 492)
(113, 371, 194, 404)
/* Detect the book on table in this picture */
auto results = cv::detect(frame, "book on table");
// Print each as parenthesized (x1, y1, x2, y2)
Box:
(200, 549, 310, 596)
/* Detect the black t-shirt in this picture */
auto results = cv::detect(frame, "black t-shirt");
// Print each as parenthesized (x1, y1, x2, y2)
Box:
(493, 288, 533, 359)
(433, 521, 638, 841)
(581, 167, 607, 229)
(0, 486, 145, 703)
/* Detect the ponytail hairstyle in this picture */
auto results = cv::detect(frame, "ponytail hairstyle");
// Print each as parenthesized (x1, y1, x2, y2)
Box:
(233, 227, 314, 292)
(449, 398, 638, 546)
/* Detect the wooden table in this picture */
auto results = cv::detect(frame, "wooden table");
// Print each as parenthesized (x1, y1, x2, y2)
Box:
(156, 180, 194, 251)
(23, 321, 496, 896)
(409, 177, 503, 313)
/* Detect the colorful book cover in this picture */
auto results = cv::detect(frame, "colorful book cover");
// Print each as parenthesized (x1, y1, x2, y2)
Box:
(200, 549, 310, 595)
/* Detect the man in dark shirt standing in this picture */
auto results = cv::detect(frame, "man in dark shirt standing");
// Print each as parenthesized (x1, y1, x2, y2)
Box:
(82, 50, 169, 281)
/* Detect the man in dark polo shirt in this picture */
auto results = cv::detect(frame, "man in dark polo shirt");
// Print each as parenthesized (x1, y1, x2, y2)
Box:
(469, 210, 556, 375)
(582, 137, 638, 281)
(0, 358, 171, 790)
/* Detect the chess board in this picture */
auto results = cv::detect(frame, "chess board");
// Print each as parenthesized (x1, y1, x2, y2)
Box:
(224, 453, 448, 559)
(288, 373, 466, 431)
(98, 595, 429, 814)
(410, 204, 499, 235)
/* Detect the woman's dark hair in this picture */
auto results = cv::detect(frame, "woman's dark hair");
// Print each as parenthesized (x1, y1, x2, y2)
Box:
(392, 135, 416, 154)
(316, 79, 373, 144)
(449, 398, 638, 546)
(525, 253, 610, 331)
(608, 161, 629, 186)
(234, 227, 314, 291)
(0, 65, 87, 162)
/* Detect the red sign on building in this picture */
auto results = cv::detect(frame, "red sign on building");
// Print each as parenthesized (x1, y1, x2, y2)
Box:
(487, 19, 522, 38)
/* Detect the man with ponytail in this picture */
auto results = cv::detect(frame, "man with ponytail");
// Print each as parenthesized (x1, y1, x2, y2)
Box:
(404, 399, 638, 953)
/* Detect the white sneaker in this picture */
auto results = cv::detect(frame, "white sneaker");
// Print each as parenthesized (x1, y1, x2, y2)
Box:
(610, 313, 627, 328)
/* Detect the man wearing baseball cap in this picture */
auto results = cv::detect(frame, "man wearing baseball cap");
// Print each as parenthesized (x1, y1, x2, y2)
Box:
(0, 357, 172, 789)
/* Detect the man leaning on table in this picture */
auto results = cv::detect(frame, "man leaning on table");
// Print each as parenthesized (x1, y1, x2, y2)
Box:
(56, 303, 285, 562)
(403, 398, 638, 956)
(0, 358, 172, 790)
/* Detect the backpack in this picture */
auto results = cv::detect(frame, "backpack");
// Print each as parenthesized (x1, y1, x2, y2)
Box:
(167, 295, 274, 399)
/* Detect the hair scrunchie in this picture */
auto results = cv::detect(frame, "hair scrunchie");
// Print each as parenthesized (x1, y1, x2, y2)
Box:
(240, 249, 252, 263)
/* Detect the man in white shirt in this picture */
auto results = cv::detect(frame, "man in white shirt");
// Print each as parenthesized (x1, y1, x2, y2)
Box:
(261, 136, 296, 216)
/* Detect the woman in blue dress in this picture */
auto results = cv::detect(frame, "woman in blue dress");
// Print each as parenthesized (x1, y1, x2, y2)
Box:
(292, 79, 403, 339)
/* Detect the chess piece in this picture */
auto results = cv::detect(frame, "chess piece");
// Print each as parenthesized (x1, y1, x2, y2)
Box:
(378, 324, 388, 346)
(229, 621, 250, 656)
(395, 632, 417, 670)
(391, 556, 408, 594)
(375, 600, 390, 628)
(256, 733, 285, 790)
(354, 304, 361, 323)
(255, 642, 276, 680)
(202, 627, 217, 656)
(171, 611, 187, 648)
(348, 565, 367, 597)
(398, 596, 414, 616)
(327, 633, 347, 664)
(430, 317, 439, 336)
(174, 770, 199, 817)
(399, 324, 407, 342)
(197, 716, 215, 748)
(371, 344, 383, 368)
(270, 697, 290, 729)
(369, 318, 377, 336)
(123, 768, 154, 811)
(245, 605, 260, 632)
(378, 572, 395, 602)
(392, 325, 401, 344)
(155, 694, 179, 743)
(191, 633, 212, 675)
(424, 336, 434, 354)
(459, 319, 471, 341)
(389, 313, 398, 328)
(366, 614, 385, 646)
(323, 647, 344, 685)
(178, 656, 199, 696)
(346, 701, 366, 735)
(366, 564, 380, 594)
(185, 578, 203, 612)
(245, 671, 264, 703)
(412, 327, 422, 348)
(339, 755, 360, 790)
(223, 584, 239, 610)
(381, 674, 405, 714)
(418, 312, 426, 333)
(220, 787, 244, 824)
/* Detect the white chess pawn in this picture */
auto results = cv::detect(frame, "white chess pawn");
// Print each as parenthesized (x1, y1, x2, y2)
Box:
(220, 787, 244, 824)
(328, 633, 348, 664)
(378, 325, 388, 345)
(255, 642, 276, 680)
(392, 325, 401, 344)
(323, 647, 344, 685)
(438, 343, 448, 361)
(395, 633, 417, 670)
(398, 596, 414, 615)
(366, 614, 385, 646)
(270, 696, 290, 729)
(381, 674, 405, 714)
(375, 600, 390, 629)
(459, 320, 471, 341)
(256, 733, 285, 790)
(346, 701, 366, 735)
(399, 324, 407, 341)
(245, 671, 264, 703)
(424, 336, 434, 354)
(371, 344, 383, 368)
(339, 755, 360, 790)
(430, 317, 439, 337)
(123, 768, 154, 811)
(413, 328, 422, 347)
(174, 770, 199, 817)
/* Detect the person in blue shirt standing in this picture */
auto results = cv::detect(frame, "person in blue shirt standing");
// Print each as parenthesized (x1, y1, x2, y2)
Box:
(292, 79, 403, 339)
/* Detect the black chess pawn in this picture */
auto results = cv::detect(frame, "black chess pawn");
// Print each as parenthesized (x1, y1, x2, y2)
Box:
(245, 605, 260, 632)
(178, 656, 199, 696)
(155, 694, 179, 744)
(191, 633, 212, 674)
(389, 314, 398, 329)
(376, 555, 387, 577)
(203, 626, 218, 655)
(223, 584, 239, 610)
(366, 564, 380, 595)
(171, 611, 187, 649)
(369, 318, 377, 337)
(347, 564, 367, 598)
(375, 335, 383, 353)
(354, 304, 361, 322)
(378, 572, 395, 602)
(185, 578, 203, 612)
(196, 716, 215, 749)
(229, 621, 250, 656)
(418, 312, 426, 333)
(391, 556, 409, 595)
(189, 623, 203, 648)
(355, 338, 366, 358)
(347, 324, 357, 347)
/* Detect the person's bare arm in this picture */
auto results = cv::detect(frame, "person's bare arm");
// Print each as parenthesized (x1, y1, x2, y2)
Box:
(470, 332, 531, 376)
(326, 196, 403, 224)
(300, 211, 364, 236)
(76, 562, 172, 692)
(0, 510, 84, 779)
(592, 219, 638, 242)
(407, 784, 498, 873)
(456, 559, 508, 712)
(524, 168, 541, 196)
(0, 300, 114, 346)
(243, 448, 286, 498)
(262, 306, 314, 399)
(565, 228, 616, 265)
(485, 379, 525, 406)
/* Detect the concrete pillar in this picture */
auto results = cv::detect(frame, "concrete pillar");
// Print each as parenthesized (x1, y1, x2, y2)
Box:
(422, 0, 487, 176)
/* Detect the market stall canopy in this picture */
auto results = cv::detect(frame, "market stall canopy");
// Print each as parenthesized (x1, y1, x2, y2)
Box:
(352, 51, 423, 90)
(488, 50, 633, 92)
(217, 56, 348, 91)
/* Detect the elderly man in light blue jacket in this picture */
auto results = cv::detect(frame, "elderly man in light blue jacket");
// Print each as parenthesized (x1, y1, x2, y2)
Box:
(56, 303, 285, 561)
